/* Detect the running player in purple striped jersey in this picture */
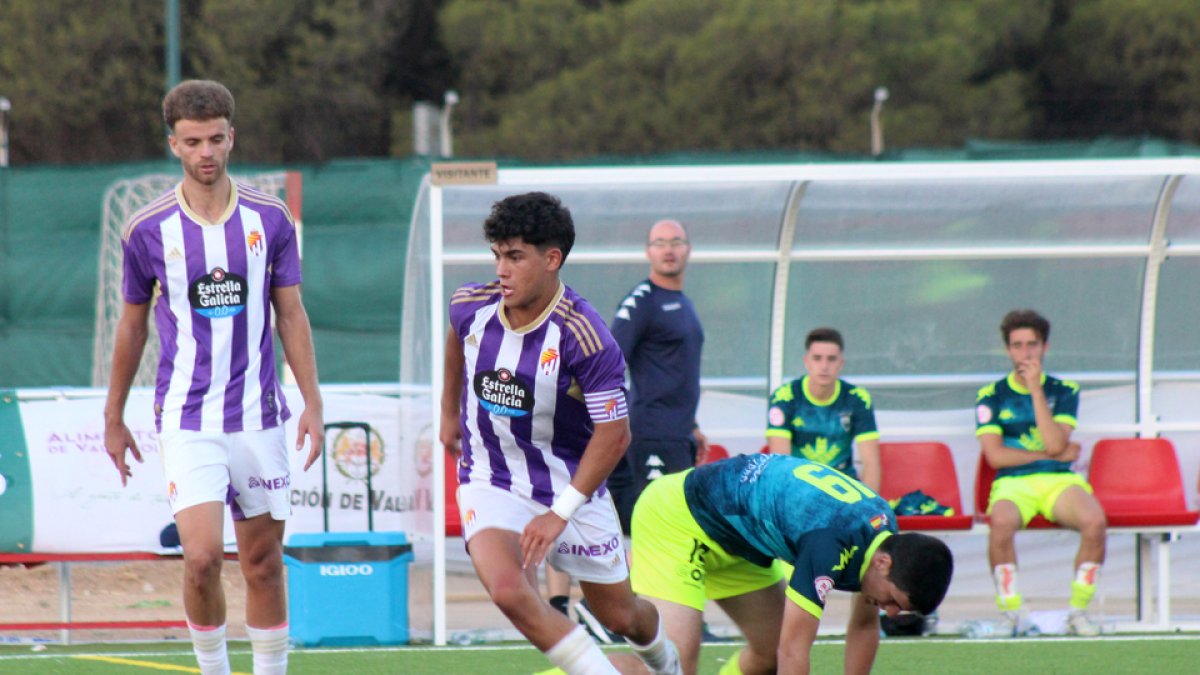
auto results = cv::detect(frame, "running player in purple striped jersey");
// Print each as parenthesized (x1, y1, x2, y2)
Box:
(104, 80, 323, 675)
(442, 193, 680, 675)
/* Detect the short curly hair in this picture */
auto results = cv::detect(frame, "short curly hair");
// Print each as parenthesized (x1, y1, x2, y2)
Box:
(482, 192, 575, 261)
(163, 80, 235, 131)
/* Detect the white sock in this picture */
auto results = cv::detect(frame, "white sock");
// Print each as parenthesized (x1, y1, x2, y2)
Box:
(246, 623, 290, 675)
(545, 625, 619, 675)
(993, 564, 1020, 603)
(628, 615, 677, 674)
(1074, 561, 1101, 587)
(188, 622, 231, 675)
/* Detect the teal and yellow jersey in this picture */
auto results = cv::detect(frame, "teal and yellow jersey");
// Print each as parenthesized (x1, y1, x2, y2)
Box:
(975, 372, 1080, 479)
(766, 376, 879, 478)
(684, 454, 896, 617)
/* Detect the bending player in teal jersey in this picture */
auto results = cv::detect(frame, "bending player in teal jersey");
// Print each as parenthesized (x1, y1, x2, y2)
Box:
(767, 327, 881, 492)
(976, 309, 1106, 636)
(627, 453, 953, 675)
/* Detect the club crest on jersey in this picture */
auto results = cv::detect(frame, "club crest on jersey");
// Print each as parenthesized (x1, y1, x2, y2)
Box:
(814, 576, 834, 604)
(189, 267, 247, 318)
(976, 404, 992, 424)
(539, 347, 559, 375)
(768, 406, 785, 427)
(840, 412, 852, 432)
(247, 229, 265, 256)
(474, 368, 534, 417)
(602, 397, 620, 420)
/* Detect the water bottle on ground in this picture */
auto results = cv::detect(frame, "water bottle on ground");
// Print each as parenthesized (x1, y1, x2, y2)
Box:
(449, 630, 486, 645)
(960, 620, 1002, 639)
(449, 629, 507, 645)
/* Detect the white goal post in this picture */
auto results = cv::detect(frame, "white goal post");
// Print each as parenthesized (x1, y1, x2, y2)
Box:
(91, 171, 301, 387)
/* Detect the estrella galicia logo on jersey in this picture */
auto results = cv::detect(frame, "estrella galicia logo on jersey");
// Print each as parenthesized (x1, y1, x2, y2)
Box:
(475, 368, 533, 417)
(189, 267, 247, 318)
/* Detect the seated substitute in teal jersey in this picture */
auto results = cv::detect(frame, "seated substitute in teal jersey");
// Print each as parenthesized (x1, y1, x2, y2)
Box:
(628, 454, 953, 675)
(976, 309, 1107, 638)
(766, 327, 882, 492)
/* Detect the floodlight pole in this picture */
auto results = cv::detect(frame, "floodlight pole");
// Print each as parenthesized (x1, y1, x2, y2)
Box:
(165, 0, 180, 158)
(439, 90, 459, 158)
(870, 87, 889, 157)
(165, 0, 180, 91)
(0, 96, 8, 337)
(0, 96, 10, 168)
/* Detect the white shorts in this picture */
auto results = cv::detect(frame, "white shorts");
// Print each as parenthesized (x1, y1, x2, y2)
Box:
(159, 426, 291, 521)
(458, 483, 629, 584)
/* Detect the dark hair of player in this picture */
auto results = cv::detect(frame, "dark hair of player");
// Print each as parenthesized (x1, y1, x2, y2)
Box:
(805, 326, 844, 351)
(483, 192, 576, 262)
(880, 532, 954, 616)
(163, 80, 235, 131)
(1000, 309, 1050, 344)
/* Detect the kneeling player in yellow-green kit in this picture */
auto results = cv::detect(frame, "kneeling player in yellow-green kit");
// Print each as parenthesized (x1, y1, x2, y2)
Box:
(630, 454, 953, 675)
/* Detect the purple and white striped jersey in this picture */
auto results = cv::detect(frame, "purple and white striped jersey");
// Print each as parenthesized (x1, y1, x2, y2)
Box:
(121, 181, 302, 433)
(450, 281, 629, 506)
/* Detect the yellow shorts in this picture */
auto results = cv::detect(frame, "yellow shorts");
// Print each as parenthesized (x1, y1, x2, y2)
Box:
(629, 471, 783, 610)
(989, 472, 1093, 526)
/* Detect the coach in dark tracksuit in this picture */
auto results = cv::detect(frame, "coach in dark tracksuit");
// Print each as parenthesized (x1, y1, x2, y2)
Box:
(608, 218, 707, 535)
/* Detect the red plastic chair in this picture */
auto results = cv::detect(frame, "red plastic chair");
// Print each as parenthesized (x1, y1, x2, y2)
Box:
(974, 455, 1058, 528)
(700, 443, 730, 465)
(878, 442, 973, 531)
(1088, 438, 1199, 527)
(445, 451, 463, 537)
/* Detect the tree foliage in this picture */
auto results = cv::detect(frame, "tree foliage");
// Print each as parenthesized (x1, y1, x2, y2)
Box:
(0, 0, 453, 163)
(442, 0, 1059, 159)
(2, 0, 1200, 163)
(1038, 0, 1200, 140)
(0, 1, 164, 161)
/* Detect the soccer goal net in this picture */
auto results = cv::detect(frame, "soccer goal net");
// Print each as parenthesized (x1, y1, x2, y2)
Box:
(91, 171, 296, 387)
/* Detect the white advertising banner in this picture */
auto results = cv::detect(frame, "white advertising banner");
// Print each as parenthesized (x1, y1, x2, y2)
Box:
(18, 388, 434, 553)
(22, 395, 178, 552)
(281, 391, 436, 541)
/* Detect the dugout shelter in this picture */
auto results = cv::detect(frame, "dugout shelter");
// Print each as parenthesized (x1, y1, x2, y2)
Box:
(403, 158, 1200, 643)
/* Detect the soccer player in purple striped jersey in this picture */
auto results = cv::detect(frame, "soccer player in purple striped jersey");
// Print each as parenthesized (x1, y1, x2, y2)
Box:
(104, 80, 323, 675)
(442, 193, 681, 675)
